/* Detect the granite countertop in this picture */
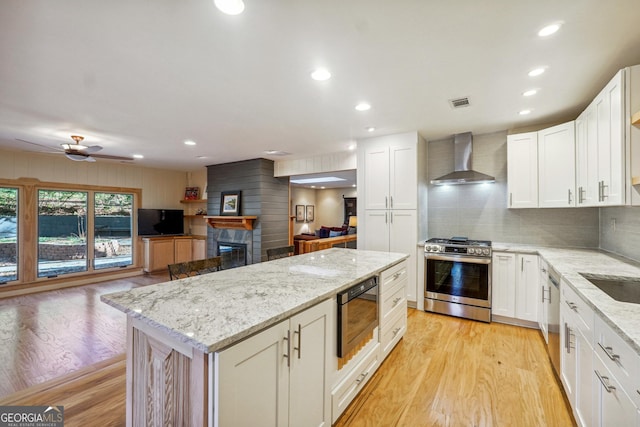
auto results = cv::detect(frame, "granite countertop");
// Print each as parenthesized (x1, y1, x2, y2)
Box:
(101, 248, 408, 354)
(494, 243, 640, 356)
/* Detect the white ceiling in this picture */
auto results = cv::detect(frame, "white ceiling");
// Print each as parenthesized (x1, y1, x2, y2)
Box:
(1, 1, 640, 171)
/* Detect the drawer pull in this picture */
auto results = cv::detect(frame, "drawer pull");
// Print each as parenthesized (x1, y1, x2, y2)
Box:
(597, 342, 620, 362)
(595, 370, 616, 393)
(391, 270, 405, 281)
(565, 301, 578, 311)
(392, 297, 402, 306)
(392, 327, 402, 336)
(355, 370, 370, 385)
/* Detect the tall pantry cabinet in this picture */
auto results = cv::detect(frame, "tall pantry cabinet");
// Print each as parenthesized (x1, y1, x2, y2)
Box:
(357, 131, 427, 306)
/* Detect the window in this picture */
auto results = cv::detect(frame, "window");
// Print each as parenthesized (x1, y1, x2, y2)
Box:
(0, 188, 18, 284)
(38, 190, 88, 277)
(94, 192, 133, 270)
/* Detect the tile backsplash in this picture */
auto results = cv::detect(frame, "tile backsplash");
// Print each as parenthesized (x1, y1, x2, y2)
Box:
(600, 206, 640, 261)
(426, 130, 600, 248)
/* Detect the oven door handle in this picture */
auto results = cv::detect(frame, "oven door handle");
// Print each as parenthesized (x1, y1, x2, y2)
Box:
(425, 254, 491, 265)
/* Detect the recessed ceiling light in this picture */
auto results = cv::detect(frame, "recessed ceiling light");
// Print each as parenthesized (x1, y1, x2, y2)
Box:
(352, 184, 356, 187)
(214, 0, 245, 15)
(355, 102, 371, 111)
(528, 67, 546, 77)
(184, 140, 197, 146)
(311, 185, 316, 188)
(523, 89, 538, 97)
(320, 186, 326, 189)
(366, 127, 376, 132)
(311, 69, 331, 81)
(348, 143, 357, 151)
(519, 109, 532, 115)
(196, 156, 208, 159)
(538, 22, 562, 37)
(132, 154, 144, 159)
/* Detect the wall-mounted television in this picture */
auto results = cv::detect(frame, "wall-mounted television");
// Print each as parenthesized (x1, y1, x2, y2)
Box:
(137, 209, 184, 236)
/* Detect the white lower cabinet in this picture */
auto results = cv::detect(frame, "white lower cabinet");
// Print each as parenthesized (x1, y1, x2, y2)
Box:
(491, 252, 538, 323)
(560, 280, 595, 427)
(379, 260, 408, 360)
(593, 354, 636, 427)
(215, 298, 333, 427)
(331, 342, 381, 423)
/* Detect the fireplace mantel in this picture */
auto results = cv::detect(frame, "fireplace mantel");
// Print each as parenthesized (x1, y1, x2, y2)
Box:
(204, 216, 257, 231)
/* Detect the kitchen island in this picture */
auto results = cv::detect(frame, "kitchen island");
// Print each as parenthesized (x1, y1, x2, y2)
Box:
(102, 248, 408, 426)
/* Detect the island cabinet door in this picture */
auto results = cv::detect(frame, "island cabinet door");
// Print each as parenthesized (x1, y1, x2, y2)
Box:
(215, 299, 333, 427)
(215, 319, 291, 427)
(289, 299, 333, 427)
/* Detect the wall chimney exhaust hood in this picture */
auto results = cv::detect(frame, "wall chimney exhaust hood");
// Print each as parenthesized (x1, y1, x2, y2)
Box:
(430, 132, 496, 185)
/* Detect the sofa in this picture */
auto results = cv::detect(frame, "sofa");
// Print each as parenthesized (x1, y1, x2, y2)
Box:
(293, 225, 357, 254)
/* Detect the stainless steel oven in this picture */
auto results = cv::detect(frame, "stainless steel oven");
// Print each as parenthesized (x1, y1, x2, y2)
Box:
(424, 237, 492, 322)
(337, 276, 378, 357)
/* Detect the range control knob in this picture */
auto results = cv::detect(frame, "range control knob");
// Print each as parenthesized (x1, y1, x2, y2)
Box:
(482, 248, 490, 256)
(468, 248, 475, 255)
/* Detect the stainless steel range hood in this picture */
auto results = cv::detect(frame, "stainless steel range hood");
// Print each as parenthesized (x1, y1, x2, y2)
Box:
(430, 132, 496, 185)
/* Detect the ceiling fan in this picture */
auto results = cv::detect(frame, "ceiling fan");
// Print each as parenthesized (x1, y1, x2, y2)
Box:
(17, 135, 135, 162)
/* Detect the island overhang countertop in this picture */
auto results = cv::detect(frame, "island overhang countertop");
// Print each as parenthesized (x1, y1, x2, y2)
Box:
(101, 248, 408, 354)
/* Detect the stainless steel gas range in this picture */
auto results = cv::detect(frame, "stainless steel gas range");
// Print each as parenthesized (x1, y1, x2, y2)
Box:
(424, 237, 492, 322)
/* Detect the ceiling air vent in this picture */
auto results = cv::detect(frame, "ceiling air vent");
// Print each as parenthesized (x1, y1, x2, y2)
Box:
(449, 97, 471, 109)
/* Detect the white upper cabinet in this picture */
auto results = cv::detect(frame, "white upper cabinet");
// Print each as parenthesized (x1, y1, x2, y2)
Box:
(577, 69, 625, 206)
(363, 138, 417, 210)
(507, 132, 538, 208)
(538, 121, 576, 208)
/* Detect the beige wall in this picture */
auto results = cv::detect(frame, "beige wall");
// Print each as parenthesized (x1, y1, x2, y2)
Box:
(0, 148, 212, 235)
(316, 188, 357, 228)
(290, 187, 316, 235)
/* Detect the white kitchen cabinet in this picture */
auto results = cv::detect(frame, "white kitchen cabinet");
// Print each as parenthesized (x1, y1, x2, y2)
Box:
(363, 210, 417, 303)
(560, 280, 595, 427)
(593, 354, 636, 427)
(538, 121, 576, 208)
(576, 69, 626, 206)
(507, 132, 538, 208)
(379, 260, 408, 360)
(491, 252, 538, 323)
(363, 139, 417, 210)
(216, 298, 333, 427)
(358, 132, 426, 305)
(492, 252, 516, 318)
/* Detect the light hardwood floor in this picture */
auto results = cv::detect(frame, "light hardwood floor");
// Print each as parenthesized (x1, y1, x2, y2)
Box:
(0, 275, 575, 426)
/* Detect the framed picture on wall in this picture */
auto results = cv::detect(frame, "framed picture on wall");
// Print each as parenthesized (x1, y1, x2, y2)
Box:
(220, 191, 241, 216)
(305, 205, 315, 222)
(295, 205, 305, 222)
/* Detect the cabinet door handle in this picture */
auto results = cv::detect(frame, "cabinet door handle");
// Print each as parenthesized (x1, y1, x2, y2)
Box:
(293, 324, 302, 359)
(393, 297, 402, 306)
(564, 323, 574, 353)
(355, 370, 370, 385)
(283, 329, 291, 367)
(385, 212, 388, 223)
(565, 300, 578, 312)
(521, 257, 524, 272)
(385, 196, 388, 208)
(597, 342, 620, 362)
(601, 181, 608, 199)
(595, 370, 616, 393)
(509, 192, 513, 207)
(598, 181, 603, 202)
(568, 189, 572, 205)
(390, 196, 393, 208)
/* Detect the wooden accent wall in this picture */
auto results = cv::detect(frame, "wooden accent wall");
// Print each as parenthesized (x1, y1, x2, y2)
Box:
(206, 159, 290, 262)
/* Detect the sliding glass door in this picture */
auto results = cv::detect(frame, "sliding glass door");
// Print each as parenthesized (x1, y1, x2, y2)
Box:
(0, 188, 18, 284)
(94, 192, 133, 270)
(37, 190, 88, 277)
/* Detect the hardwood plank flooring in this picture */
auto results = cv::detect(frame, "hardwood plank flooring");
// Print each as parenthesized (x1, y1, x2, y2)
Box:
(0, 272, 168, 397)
(0, 281, 575, 427)
(335, 310, 575, 427)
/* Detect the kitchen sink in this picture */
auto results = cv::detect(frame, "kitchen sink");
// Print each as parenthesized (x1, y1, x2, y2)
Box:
(580, 274, 640, 304)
